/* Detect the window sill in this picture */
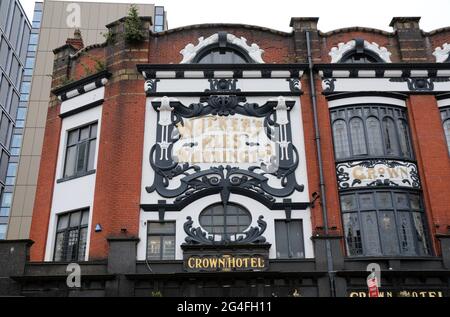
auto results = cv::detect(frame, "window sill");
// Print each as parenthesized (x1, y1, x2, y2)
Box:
(56, 169, 96, 183)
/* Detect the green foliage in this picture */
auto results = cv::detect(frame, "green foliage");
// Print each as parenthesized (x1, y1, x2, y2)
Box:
(124, 4, 145, 43)
(102, 30, 116, 45)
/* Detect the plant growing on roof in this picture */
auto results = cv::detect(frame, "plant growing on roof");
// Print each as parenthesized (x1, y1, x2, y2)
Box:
(124, 4, 145, 43)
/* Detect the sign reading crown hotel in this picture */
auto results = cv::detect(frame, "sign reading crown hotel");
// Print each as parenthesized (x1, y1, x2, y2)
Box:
(185, 254, 268, 272)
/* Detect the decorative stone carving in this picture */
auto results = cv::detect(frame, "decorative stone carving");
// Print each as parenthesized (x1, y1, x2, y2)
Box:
(179, 33, 265, 64)
(329, 40, 392, 63)
(433, 43, 450, 63)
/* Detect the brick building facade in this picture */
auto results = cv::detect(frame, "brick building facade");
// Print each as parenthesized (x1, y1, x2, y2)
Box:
(1, 16, 450, 297)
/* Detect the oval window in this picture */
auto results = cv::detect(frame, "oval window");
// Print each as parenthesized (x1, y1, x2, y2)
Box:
(199, 203, 252, 240)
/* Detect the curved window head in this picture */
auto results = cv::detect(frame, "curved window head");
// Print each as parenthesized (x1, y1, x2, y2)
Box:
(339, 39, 383, 63)
(194, 46, 251, 64)
(330, 38, 391, 63)
(180, 32, 265, 64)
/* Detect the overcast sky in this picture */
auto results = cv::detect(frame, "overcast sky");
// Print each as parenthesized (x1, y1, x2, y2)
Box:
(20, 0, 450, 32)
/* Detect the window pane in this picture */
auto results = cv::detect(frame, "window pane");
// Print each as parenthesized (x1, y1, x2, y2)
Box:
(76, 142, 88, 172)
(147, 236, 161, 260)
(69, 211, 81, 227)
(409, 194, 421, 210)
(155, 15, 163, 26)
(77, 227, 88, 261)
(81, 210, 89, 225)
(343, 213, 363, 256)
(398, 119, 412, 157)
(66, 229, 80, 261)
(376, 192, 392, 209)
(0, 224, 6, 239)
(1, 193, 12, 207)
(275, 221, 289, 258)
(54, 232, 65, 261)
(148, 222, 175, 234)
(68, 129, 78, 145)
(87, 139, 96, 170)
(397, 212, 415, 255)
(412, 212, 429, 255)
(350, 118, 367, 155)
(64, 146, 77, 177)
(332, 120, 350, 159)
(383, 117, 400, 156)
(341, 194, 357, 211)
(162, 236, 175, 260)
(366, 117, 384, 155)
(394, 193, 409, 209)
(90, 123, 98, 138)
(360, 212, 381, 256)
(358, 193, 375, 210)
(80, 126, 90, 140)
(57, 214, 69, 230)
(378, 211, 399, 255)
(288, 220, 304, 258)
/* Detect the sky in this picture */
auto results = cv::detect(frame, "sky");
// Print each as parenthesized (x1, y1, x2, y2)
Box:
(19, 0, 450, 33)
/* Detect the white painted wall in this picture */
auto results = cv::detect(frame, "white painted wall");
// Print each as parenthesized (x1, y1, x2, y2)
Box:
(437, 98, 450, 108)
(137, 194, 314, 260)
(44, 103, 103, 261)
(326, 78, 450, 92)
(140, 82, 313, 261)
(60, 87, 104, 116)
(328, 96, 406, 108)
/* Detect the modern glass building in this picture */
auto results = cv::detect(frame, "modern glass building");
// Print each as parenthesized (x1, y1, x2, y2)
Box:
(0, 0, 32, 239)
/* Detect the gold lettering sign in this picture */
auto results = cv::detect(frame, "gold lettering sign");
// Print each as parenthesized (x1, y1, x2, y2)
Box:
(349, 290, 444, 297)
(173, 115, 275, 164)
(185, 254, 267, 272)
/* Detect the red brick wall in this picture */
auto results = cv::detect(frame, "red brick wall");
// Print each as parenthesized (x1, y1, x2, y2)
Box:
(149, 27, 295, 63)
(407, 95, 450, 253)
(88, 78, 146, 260)
(29, 103, 61, 261)
(301, 78, 342, 235)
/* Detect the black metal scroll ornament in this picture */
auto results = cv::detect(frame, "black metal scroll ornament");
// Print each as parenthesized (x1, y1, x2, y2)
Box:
(183, 215, 267, 245)
(146, 95, 304, 207)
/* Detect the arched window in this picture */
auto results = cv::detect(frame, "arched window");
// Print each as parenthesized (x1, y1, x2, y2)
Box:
(330, 105, 413, 160)
(199, 203, 251, 240)
(332, 120, 351, 159)
(366, 117, 383, 155)
(349, 118, 367, 155)
(382, 117, 400, 156)
(195, 47, 250, 64)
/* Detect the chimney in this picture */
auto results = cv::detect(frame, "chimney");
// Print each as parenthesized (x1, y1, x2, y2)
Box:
(65, 28, 84, 51)
(390, 17, 428, 62)
(290, 17, 320, 63)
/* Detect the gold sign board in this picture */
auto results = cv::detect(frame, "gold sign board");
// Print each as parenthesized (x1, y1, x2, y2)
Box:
(185, 254, 268, 272)
(173, 115, 275, 164)
(349, 290, 444, 297)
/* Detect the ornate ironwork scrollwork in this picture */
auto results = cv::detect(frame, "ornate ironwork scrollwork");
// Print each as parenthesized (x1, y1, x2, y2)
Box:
(146, 95, 304, 207)
(389, 77, 450, 92)
(183, 215, 267, 245)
